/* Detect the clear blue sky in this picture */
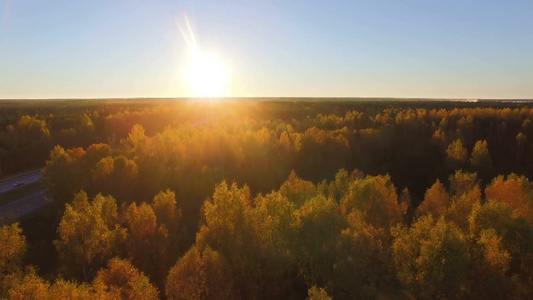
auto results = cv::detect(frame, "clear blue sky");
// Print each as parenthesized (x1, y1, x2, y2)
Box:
(1, 0, 532, 99)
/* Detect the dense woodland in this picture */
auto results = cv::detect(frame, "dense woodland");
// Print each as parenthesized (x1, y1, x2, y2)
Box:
(1, 99, 533, 299)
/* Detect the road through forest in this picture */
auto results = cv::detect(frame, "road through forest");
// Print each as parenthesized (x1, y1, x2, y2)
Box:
(0, 170, 50, 224)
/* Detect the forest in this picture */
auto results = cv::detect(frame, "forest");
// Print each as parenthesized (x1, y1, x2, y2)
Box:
(1, 99, 533, 299)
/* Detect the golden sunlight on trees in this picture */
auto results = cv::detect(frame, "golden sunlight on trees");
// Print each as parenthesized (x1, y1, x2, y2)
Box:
(446, 139, 468, 168)
(341, 175, 406, 229)
(55, 191, 126, 280)
(392, 216, 469, 299)
(7, 270, 49, 300)
(152, 189, 184, 263)
(307, 286, 332, 300)
(485, 174, 533, 224)
(250, 191, 299, 296)
(471, 140, 492, 168)
(329, 213, 393, 299)
(470, 140, 494, 179)
(166, 247, 234, 300)
(449, 170, 480, 197)
(279, 170, 317, 207)
(10, 101, 533, 298)
(296, 195, 344, 286)
(0, 223, 26, 276)
(92, 258, 159, 300)
(0, 223, 27, 297)
(123, 202, 168, 286)
(42, 146, 88, 205)
(416, 180, 450, 219)
(195, 182, 257, 297)
(15, 115, 50, 148)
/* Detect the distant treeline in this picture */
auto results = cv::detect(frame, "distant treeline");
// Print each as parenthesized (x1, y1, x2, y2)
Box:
(3, 99, 533, 201)
(1, 99, 533, 299)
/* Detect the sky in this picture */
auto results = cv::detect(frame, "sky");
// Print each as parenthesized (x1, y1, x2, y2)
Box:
(1, 0, 533, 99)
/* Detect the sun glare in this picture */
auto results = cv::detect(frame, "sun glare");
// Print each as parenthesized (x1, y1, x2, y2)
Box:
(186, 53, 227, 98)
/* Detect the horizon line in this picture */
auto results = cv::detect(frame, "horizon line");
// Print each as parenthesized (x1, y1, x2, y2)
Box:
(2, 96, 533, 101)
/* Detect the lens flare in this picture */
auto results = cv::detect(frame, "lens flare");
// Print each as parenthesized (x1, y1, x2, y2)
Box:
(177, 14, 227, 98)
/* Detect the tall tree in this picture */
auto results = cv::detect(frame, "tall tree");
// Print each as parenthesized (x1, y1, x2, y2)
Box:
(393, 216, 469, 299)
(166, 247, 234, 300)
(416, 179, 450, 219)
(123, 202, 168, 286)
(341, 175, 406, 229)
(55, 191, 126, 280)
(0, 223, 27, 297)
(92, 258, 159, 300)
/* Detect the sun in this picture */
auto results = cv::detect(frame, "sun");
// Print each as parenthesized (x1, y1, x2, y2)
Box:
(186, 53, 227, 98)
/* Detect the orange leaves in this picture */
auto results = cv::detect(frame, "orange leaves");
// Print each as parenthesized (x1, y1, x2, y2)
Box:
(416, 180, 450, 220)
(485, 174, 533, 224)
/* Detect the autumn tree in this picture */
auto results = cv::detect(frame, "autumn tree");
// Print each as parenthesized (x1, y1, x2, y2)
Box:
(446, 139, 468, 169)
(122, 201, 168, 286)
(470, 140, 492, 168)
(14, 115, 50, 147)
(195, 182, 257, 297)
(42, 146, 88, 205)
(416, 179, 450, 219)
(470, 140, 494, 180)
(7, 269, 49, 300)
(92, 258, 158, 300)
(166, 247, 234, 300)
(48, 279, 93, 300)
(449, 170, 480, 197)
(93, 155, 138, 203)
(0, 223, 27, 297)
(279, 170, 317, 207)
(152, 189, 184, 262)
(250, 191, 300, 298)
(469, 200, 532, 261)
(307, 286, 332, 300)
(295, 195, 344, 287)
(485, 174, 533, 224)
(55, 191, 126, 280)
(446, 186, 481, 231)
(341, 175, 406, 229)
(326, 168, 350, 202)
(392, 216, 469, 299)
(329, 212, 394, 299)
(464, 228, 513, 299)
